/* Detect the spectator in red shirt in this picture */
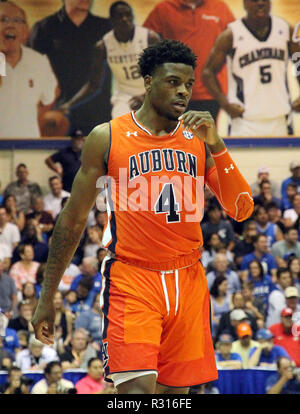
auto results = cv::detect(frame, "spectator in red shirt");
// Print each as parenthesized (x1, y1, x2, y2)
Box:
(143, 0, 235, 121)
(75, 357, 114, 394)
(269, 307, 300, 367)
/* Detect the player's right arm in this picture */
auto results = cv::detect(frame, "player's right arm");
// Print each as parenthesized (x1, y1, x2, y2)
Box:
(59, 41, 107, 114)
(202, 28, 244, 118)
(31, 123, 110, 345)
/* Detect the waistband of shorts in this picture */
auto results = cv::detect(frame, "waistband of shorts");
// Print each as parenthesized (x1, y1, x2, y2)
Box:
(107, 249, 202, 271)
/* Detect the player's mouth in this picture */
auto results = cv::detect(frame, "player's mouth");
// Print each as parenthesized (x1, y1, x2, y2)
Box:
(172, 100, 187, 113)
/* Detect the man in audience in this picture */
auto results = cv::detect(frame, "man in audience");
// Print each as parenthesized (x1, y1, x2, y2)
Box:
(68, 277, 95, 315)
(240, 234, 277, 282)
(3, 164, 42, 214)
(0, 2, 57, 138)
(266, 357, 300, 394)
(16, 335, 58, 372)
(206, 253, 241, 294)
(8, 300, 33, 333)
(201, 205, 235, 251)
(216, 292, 258, 342)
(0, 207, 20, 256)
(45, 130, 85, 192)
(0, 258, 17, 317)
(215, 333, 243, 369)
(43, 176, 70, 220)
(28, 0, 112, 135)
(253, 180, 281, 209)
(266, 269, 294, 327)
(269, 307, 300, 367)
(59, 328, 97, 371)
(233, 220, 257, 269)
(12, 222, 49, 264)
(250, 167, 281, 199)
(283, 194, 300, 228)
(231, 322, 259, 368)
(271, 228, 300, 266)
(281, 183, 298, 212)
(25, 196, 55, 237)
(281, 161, 300, 210)
(31, 361, 74, 394)
(70, 256, 102, 297)
(248, 328, 289, 368)
(253, 206, 283, 249)
(75, 357, 113, 394)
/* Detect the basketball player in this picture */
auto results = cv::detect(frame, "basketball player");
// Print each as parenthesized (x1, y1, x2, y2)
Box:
(61, 1, 160, 119)
(31, 39, 254, 394)
(202, 0, 300, 137)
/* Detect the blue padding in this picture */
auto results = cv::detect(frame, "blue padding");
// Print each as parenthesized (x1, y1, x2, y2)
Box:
(0, 137, 299, 150)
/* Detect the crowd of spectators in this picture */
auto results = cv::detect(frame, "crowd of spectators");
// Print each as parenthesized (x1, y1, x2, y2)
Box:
(1, 0, 300, 395)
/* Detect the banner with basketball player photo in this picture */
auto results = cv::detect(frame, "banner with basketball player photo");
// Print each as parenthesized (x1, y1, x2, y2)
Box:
(0, 0, 299, 139)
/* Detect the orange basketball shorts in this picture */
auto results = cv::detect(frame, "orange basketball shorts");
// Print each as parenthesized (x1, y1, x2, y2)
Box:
(100, 258, 218, 387)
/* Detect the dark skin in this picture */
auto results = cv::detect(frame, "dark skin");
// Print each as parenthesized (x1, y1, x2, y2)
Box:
(202, 0, 300, 118)
(31, 61, 225, 394)
(60, 4, 161, 114)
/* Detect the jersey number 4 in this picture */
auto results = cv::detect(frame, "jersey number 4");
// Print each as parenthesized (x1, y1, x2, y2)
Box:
(260, 65, 272, 84)
(154, 183, 181, 223)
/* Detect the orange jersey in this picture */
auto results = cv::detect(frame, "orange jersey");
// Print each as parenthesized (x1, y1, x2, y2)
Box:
(102, 112, 206, 271)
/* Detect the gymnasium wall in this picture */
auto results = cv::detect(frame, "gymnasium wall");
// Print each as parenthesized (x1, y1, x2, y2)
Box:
(0, 145, 299, 194)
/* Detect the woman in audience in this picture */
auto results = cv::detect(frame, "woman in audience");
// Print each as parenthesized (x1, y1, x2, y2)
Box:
(287, 256, 300, 296)
(9, 244, 40, 294)
(53, 290, 74, 354)
(247, 259, 276, 312)
(21, 282, 38, 314)
(2, 195, 25, 232)
(210, 276, 231, 339)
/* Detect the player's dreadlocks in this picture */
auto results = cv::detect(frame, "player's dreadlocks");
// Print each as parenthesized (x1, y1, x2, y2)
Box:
(138, 39, 197, 78)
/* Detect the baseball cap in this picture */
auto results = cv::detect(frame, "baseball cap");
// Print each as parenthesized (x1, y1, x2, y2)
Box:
(218, 333, 234, 344)
(285, 286, 299, 298)
(71, 129, 85, 139)
(237, 322, 252, 338)
(230, 309, 247, 321)
(256, 329, 273, 340)
(290, 161, 300, 170)
(281, 307, 294, 317)
(258, 166, 269, 174)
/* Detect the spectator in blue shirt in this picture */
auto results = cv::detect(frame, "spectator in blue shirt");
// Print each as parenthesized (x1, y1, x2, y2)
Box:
(241, 234, 277, 282)
(281, 161, 300, 211)
(215, 333, 243, 369)
(70, 257, 102, 297)
(247, 259, 276, 312)
(69, 277, 95, 315)
(11, 223, 49, 264)
(266, 357, 300, 394)
(4, 327, 20, 356)
(248, 329, 290, 368)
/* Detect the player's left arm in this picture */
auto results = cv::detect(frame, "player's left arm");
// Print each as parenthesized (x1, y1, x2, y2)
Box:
(179, 111, 254, 222)
(289, 25, 300, 111)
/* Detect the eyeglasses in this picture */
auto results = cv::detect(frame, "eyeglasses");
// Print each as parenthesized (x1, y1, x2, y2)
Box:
(0, 16, 26, 25)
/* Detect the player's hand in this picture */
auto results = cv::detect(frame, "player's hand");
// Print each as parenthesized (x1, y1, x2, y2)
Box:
(129, 94, 145, 111)
(224, 103, 245, 118)
(31, 299, 56, 346)
(178, 110, 220, 146)
(292, 96, 300, 112)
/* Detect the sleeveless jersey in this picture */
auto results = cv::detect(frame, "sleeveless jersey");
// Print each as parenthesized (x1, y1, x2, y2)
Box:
(103, 26, 149, 97)
(102, 112, 207, 271)
(227, 16, 291, 121)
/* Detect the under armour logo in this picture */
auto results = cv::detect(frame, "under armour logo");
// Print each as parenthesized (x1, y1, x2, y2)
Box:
(126, 131, 138, 137)
(224, 164, 234, 174)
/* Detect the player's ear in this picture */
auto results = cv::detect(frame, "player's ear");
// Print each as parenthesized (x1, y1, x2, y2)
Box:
(144, 75, 152, 93)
